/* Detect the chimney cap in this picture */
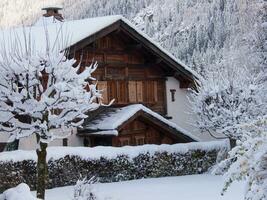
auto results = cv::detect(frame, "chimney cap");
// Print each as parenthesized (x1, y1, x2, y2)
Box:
(42, 6, 63, 11)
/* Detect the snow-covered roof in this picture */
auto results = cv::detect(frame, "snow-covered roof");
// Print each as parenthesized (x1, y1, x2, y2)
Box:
(0, 15, 198, 79)
(80, 104, 199, 141)
(42, 6, 63, 10)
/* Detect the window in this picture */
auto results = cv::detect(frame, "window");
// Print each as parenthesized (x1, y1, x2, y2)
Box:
(128, 81, 137, 102)
(170, 89, 176, 102)
(116, 81, 127, 104)
(135, 136, 145, 146)
(0, 143, 7, 152)
(107, 81, 127, 104)
(136, 81, 143, 102)
(97, 81, 108, 104)
(128, 81, 143, 103)
(146, 81, 158, 103)
(97, 80, 158, 105)
(84, 138, 91, 147)
(119, 137, 130, 146)
(63, 138, 68, 146)
(4, 140, 19, 151)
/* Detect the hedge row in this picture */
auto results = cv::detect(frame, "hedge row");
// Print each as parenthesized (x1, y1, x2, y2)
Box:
(0, 142, 228, 192)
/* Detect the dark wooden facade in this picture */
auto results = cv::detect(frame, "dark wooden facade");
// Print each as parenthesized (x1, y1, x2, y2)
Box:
(113, 118, 177, 146)
(86, 118, 176, 147)
(73, 32, 168, 115)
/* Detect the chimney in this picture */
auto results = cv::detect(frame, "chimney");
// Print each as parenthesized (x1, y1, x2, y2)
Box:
(42, 6, 64, 21)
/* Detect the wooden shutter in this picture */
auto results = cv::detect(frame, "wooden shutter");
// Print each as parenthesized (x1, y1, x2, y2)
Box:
(97, 81, 108, 104)
(136, 81, 143, 102)
(117, 81, 127, 104)
(153, 81, 158, 102)
(119, 137, 130, 147)
(146, 81, 153, 103)
(146, 81, 158, 103)
(108, 81, 117, 102)
(128, 81, 137, 102)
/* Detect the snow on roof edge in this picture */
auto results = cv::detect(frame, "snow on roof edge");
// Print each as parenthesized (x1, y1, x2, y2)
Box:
(89, 130, 118, 136)
(42, 5, 63, 10)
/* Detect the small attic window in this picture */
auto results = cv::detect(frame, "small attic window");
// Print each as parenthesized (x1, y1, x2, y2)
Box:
(170, 89, 176, 102)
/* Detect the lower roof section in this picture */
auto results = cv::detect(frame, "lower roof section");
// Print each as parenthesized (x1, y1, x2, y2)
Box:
(78, 104, 199, 142)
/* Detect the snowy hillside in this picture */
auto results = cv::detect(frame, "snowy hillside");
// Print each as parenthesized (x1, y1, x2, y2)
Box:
(0, 0, 266, 74)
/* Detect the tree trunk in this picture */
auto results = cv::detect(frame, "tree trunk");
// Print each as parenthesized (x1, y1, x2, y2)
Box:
(36, 142, 48, 200)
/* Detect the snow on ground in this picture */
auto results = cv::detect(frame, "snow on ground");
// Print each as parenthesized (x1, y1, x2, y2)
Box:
(0, 183, 36, 200)
(33, 175, 245, 200)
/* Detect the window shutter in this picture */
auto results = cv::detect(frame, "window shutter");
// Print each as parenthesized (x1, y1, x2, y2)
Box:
(136, 81, 143, 102)
(117, 81, 127, 104)
(146, 81, 153, 103)
(153, 81, 158, 102)
(108, 81, 117, 103)
(128, 81, 137, 102)
(97, 81, 108, 104)
(146, 81, 158, 103)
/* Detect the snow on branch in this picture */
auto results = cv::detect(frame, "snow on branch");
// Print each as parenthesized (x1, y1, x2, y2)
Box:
(189, 65, 267, 140)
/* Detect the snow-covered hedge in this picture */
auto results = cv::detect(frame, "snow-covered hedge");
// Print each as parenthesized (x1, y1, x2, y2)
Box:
(0, 141, 229, 192)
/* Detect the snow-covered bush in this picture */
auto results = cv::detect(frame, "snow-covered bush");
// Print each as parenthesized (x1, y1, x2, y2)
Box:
(213, 116, 267, 200)
(190, 65, 266, 141)
(74, 177, 98, 200)
(0, 141, 227, 191)
(0, 183, 36, 200)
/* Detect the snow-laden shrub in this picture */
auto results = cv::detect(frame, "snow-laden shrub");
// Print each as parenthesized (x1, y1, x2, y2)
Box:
(73, 177, 115, 200)
(74, 177, 98, 200)
(0, 183, 36, 200)
(0, 142, 228, 191)
(213, 117, 267, 200)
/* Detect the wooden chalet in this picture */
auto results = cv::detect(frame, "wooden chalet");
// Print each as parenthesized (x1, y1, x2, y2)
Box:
(59, 15, 199, 146)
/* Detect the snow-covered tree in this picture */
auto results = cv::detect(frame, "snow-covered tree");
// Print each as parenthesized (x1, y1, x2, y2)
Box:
(189, 64, 266, 141)
(0, 29, 102, 199)
(213, 116, 267, 200)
